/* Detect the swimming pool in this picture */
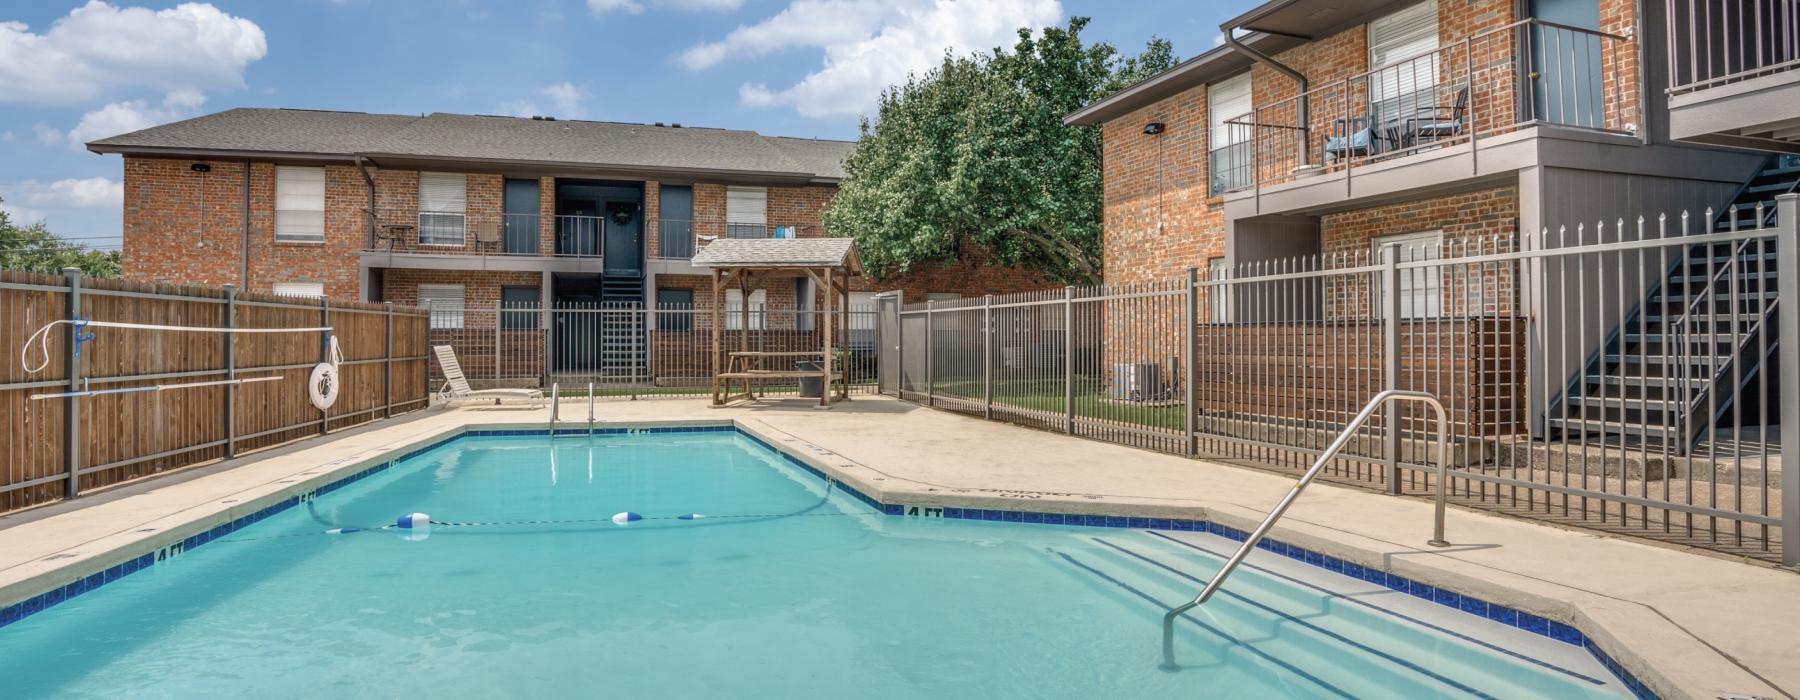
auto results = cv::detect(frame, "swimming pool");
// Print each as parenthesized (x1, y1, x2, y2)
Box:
(0, 429, 1639, 697)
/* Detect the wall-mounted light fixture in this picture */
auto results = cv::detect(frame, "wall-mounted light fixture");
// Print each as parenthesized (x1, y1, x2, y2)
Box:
(1142, 122, 1166, 135)
(190, 162, 212, 173)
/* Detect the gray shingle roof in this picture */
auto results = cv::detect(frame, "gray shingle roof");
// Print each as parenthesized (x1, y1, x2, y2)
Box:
(86, 108, 853, 181)
(690, 238, 859, 270)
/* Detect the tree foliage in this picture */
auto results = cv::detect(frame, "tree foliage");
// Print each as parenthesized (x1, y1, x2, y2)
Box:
(0, 198, 122, 277)
(823, 17, 1176, 285)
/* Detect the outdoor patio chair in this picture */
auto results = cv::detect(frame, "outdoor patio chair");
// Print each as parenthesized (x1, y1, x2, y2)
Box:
(1407, 86, 1469, 143)
(432, 345, 545, 407)
(1325, 116, 1377, 160)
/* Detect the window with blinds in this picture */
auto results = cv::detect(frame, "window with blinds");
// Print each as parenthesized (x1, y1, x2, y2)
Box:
(274, 166, 325, 243)
(418, 283, 465, 329)
(725, 186, 767, 239)
(1372, 230, 1443, 319)
(1368, 0, 1440, 119)
(418, 172, 468, 246)
(1207, 73, 1253, 194)
(725, 288, 767, 330)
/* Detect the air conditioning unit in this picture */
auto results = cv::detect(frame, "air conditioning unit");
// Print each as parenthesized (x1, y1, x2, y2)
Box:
(1110, 363, 1160, 401)
(474, 221, 502, 243)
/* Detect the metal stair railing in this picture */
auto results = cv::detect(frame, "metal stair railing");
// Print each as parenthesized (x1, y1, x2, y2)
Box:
(1160, 389, 1451, 670)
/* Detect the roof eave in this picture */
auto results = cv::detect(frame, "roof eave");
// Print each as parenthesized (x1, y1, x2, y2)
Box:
(84, 143, 362, 162)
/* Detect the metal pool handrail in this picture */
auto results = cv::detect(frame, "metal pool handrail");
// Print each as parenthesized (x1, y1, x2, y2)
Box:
(1160, 389, 1451, 669)
(549, 382, 560, 423)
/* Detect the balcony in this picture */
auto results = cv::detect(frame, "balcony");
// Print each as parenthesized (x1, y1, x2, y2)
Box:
(358, 207, 819, 274)
(1665, 0, 1800, 152)
(1215, 19, 1639, 201)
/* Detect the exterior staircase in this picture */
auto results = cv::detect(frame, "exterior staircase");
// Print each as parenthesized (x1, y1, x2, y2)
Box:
(1549, 155, 1796, 451)
(596, 275, 647, 380)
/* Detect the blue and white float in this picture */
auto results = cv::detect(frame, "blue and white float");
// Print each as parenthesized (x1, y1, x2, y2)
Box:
(611, 511, 642, 526)
(677, 513, 705, 520)
(394, 512, 431, 541)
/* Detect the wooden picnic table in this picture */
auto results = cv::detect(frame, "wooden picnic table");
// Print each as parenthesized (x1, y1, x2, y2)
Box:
(714, 350, 846, 404)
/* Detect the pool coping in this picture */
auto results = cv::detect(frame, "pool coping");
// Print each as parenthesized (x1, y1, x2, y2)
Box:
(0, 416, 1741, 699)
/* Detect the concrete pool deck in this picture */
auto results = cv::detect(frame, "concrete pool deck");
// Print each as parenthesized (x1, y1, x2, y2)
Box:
(1, 395, 1795, 699)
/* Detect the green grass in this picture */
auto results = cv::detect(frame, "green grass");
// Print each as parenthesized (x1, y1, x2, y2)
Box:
(925, 378, 1185, 431)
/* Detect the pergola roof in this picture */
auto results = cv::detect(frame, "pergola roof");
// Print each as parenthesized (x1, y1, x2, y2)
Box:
(689, 238, 861, 273)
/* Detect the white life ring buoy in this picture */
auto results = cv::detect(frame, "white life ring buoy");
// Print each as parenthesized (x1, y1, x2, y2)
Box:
(308, 335, 343, 411)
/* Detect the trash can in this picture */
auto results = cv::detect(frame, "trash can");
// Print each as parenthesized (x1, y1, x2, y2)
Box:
(796, 360, 824, 398)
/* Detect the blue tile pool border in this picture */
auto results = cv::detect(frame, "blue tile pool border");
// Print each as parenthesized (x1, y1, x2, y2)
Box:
(0, 422, 1657, 699)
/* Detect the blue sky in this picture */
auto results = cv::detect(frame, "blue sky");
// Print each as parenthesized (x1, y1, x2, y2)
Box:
(0, 0, 1251, 247)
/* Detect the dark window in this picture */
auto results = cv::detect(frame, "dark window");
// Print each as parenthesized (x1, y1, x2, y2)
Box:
(501, 286, 540, 329)
(657, 288, 694, 331)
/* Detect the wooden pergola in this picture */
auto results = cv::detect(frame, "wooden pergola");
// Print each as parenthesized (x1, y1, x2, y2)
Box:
(690, 238, 862, 407)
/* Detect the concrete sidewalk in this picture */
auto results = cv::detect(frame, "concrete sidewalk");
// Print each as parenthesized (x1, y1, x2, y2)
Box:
(2, 395, 1795, 699)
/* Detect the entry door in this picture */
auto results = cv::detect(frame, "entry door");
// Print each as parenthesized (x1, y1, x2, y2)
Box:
(602, 201, 642, 275)
(1528, 0, 1603, 128)
(875, 291, 902, 395)
(553, 274, 601, 373)
(503, 179, 539, 254)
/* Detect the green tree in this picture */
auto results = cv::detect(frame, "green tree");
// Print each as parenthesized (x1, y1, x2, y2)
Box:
(824, 17, 1176, 285)
(0, 198, 122, 277)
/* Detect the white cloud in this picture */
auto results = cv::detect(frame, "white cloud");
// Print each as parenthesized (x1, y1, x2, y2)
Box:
(0, 2, 266, 104)
(587, 0, 742, 15)
(586, 0, 644, 15)
(499, 82, 588, 119)
(34, 123, 62, 145)
(0, 130, 12, 144)
(2, 177, 125, 211)
(0, 200, 46, 224)
(678, 0, 898, 71)
(65, 90, 206, 148)
(692, 0, 1061, 119)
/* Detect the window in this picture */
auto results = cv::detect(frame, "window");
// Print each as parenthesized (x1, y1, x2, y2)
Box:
(274, 166, 325, 243)
(1368, 0, 1439, 120)
(725, 288, 767, 330)
(657, 288, 694, 331)
(1373, 231, 1443, 319)
(272, 281, 323, 298)
(500, 286, 540, 330)
(848, 291, 877, 331)
(1207, 257, 1230, 322)
(725, 186, 767, 239)
(795, 277, 814, 332)
(1208, 73, 1252, 194)
(418, 172, 468, 246)
(418, 283, 465, 329)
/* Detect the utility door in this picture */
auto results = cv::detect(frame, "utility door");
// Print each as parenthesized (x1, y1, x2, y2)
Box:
(1528, 0, 1604, 128)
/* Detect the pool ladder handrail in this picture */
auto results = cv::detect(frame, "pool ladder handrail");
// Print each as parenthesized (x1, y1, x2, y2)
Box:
(549, 382, 560, 423)
(586, 382, 595, 436)
(1160, 389, 1451, 669)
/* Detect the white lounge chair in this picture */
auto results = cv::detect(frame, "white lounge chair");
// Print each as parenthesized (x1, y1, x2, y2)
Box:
(433, 345, 545, 407)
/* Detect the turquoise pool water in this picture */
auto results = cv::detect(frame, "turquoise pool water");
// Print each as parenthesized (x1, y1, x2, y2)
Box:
(0, 432, 1631, 698)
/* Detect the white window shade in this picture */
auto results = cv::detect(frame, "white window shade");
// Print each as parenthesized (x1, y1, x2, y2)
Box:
(1207, 73, 1252, 150)
(725, 186, 767, 238)
(1373, 231, 1443, 319)
(419, 283, 466, 329)
(848, 291, 877, 331)
(725, 288, 767, 330)
(1368, 0, 1440, 106)
(418, 172, 467, 245)
(272, 282, 323, 298)
(275, 166, 325, 242)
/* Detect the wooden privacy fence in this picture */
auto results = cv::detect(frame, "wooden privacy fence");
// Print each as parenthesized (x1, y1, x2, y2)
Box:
(0, 269, 431, 515)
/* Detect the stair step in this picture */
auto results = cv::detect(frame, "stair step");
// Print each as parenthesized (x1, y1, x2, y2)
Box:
(1566, 394, 1682, 409)
(1584, 374, 1709, 388)
(1547, 417, 1677, 438)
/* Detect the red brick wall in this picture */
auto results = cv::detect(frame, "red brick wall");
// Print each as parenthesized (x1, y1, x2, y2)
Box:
(1320, 185, 1519, 318)
(122, 156, 251, 289)
(1101, 89, 1220, 286)
(771, 185, 834, 235)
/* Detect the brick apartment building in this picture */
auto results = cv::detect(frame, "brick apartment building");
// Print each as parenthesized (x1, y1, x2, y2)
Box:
(88, 109, 1041, 305)
(1065, 0, 1798, 444)
(86, 109, 1043, 380)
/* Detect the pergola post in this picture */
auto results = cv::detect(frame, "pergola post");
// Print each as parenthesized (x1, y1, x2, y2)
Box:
(709, 268, 722, 405)
(822, 266, 834, 408)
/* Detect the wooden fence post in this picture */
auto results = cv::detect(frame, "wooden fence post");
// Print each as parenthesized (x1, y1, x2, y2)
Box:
(320, 295, 330, 435)
(384, 301, 394, 418)
(62, 267, 82, 499)
(224, 284, 237, 459)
